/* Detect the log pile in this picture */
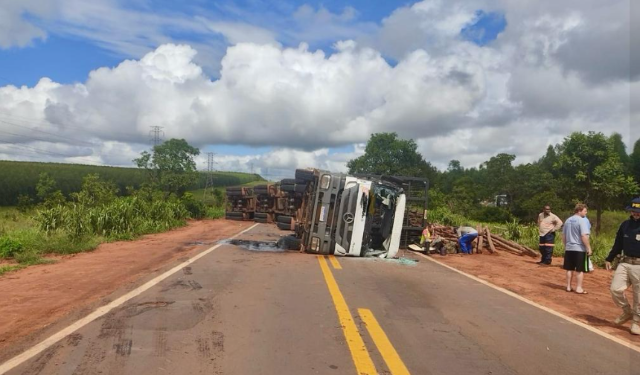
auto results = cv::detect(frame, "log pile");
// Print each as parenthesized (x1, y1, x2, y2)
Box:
(430, 225, 538, 258)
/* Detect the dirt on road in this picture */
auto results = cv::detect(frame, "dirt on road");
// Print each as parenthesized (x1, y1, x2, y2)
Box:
(0, 219, 252, 355)
(433, 251, 640, 346)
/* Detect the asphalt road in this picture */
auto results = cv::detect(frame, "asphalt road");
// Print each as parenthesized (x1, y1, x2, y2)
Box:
(4, 224, 640, 375)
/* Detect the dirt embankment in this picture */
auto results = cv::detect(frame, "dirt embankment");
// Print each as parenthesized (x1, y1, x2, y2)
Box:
(0, 219, 252, 353)
(435, 251, 640, 345)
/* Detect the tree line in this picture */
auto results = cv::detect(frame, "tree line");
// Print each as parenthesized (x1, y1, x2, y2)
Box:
(348, 132, 640, 234)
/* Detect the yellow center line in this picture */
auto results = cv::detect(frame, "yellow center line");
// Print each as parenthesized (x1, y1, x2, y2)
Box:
(358, 308, 410, 375)
(328, 255, 342, 270)
(317, 256, 377, 375)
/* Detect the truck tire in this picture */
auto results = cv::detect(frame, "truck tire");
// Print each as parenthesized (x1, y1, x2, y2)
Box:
(281, 178, 296, 185)
(277, 222, 293, 231)
(277, 235, 301, 250)
(254, 217, 268, 223)
(294, 184, 306, 193)
(254, 212, 268, 219)
(280, 184, 295, 192)
(295, 169, 314, 182)
(225, 212, 244, 220)
(277, 215, 293, 224)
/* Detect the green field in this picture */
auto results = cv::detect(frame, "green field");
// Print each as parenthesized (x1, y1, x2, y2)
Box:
(0, 160, 264, 206)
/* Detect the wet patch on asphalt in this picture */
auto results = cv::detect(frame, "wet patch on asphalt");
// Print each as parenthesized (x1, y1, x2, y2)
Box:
(223, 239, 285, 252)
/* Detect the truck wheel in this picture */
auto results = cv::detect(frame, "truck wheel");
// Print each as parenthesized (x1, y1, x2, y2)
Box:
(277, 235, 301, 250)
(295, 169, 314, 182)
(277, 215, 293, 224)
(277, 222, 293, 231)
(280, 184, 295, 192)
(254, 217, 268, 223)
(225, 212, 244, 220)
(294, 184, 306, 193)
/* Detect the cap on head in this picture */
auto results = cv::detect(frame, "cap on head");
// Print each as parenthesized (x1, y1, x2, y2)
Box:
(627, 197, 640, 213)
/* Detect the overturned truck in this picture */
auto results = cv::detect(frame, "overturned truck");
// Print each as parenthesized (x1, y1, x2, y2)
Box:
(225, 169, 428, 258)
(292, 169, 428, 258)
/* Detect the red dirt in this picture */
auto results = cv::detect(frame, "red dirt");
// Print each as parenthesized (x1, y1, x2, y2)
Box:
(0, 219, 252, 352)
(435, 251, 640, 346)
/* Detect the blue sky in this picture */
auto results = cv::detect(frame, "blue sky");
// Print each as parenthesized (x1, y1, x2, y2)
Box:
(0, 1, 506, 88)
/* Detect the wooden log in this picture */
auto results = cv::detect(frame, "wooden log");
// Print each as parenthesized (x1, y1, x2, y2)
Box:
(491, 234, 538, 258)
(491, 238, 524, 255)
(476, 224, 483, 254)
(485, 227, 496, 254)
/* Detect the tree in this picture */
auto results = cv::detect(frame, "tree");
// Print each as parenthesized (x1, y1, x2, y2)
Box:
(347, 133, 439, 181)
(134, 139, 200, 196)
(538, 145, 558, 173)
(36, 172, 65, 207)
(479, 153, 516, 200)
(556, 132, 638, 234)
(631, 138, 640, 184)
(71, 174, 118, 207)
(610, 133, 630, 170)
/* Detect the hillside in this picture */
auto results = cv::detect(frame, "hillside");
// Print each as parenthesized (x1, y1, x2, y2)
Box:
(0, 160, 263, 206)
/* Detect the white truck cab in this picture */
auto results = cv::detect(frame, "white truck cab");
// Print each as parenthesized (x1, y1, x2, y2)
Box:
(295, 170, 407, 258)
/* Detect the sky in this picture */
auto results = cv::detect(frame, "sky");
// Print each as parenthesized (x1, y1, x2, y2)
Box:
(0, 0, 636, 180)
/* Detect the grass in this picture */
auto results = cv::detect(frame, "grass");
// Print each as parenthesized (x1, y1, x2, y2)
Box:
(0, 198, 226, 275)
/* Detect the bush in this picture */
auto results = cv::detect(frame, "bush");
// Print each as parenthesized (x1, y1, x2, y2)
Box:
(471, 207, 514, 223)
(0, 237, 23, 258)
(180, 193, 206, 219)
(17, 194, 34, 213)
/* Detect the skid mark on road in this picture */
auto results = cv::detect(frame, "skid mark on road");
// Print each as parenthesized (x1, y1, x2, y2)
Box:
(0, 223, 259, 375)
(358, 309, 409, 375)
(317, 256, 377, 375)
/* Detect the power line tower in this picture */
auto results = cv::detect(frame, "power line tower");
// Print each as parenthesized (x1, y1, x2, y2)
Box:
(203, 152, 216, 202)
(149, 126, 164, 146)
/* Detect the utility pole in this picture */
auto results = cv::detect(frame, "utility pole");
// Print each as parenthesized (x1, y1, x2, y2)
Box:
(149, 126, 164, 147)
(249, 162, 254, 174)
(203, 152, 216, 202)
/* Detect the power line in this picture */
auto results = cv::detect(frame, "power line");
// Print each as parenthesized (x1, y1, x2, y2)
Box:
(0, 119, 96, 146)
(0, 113, 144, 142)
(0, 140, 95, 160)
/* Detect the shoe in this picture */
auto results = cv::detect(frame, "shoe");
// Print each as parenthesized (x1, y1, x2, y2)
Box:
(575, 290, 588, 295)
(615, 310, 633, 325)
(631, 322, 640, 335)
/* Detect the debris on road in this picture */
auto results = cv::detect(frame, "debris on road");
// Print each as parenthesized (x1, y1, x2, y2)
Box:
(428, 225, 538, 258)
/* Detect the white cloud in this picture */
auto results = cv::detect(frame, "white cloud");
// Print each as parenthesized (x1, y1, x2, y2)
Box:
(0, 0, 636, 174)
(0, 0, 57, 48)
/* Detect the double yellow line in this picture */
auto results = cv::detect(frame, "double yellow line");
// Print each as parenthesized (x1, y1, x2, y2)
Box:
(318, 256, 410, 375)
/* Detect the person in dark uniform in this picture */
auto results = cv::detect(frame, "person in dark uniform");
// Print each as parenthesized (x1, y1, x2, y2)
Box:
(605, 197, 640, 335)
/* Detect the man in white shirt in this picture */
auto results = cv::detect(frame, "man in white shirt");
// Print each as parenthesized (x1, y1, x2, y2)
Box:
(537, 205, 563, 265)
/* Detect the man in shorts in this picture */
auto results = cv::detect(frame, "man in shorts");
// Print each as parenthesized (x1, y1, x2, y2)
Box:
(562, 203, 591, 294)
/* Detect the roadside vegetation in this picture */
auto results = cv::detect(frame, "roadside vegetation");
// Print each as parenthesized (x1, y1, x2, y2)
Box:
(350, 131, 640, 266)
(0, 139, 258, 276)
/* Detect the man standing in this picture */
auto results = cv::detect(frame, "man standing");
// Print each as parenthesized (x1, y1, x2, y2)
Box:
(456, 225, 478, 254)
(605, 198, 640, 335)
(562, 204, 591, 294)
(537, 205, 563, 265)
